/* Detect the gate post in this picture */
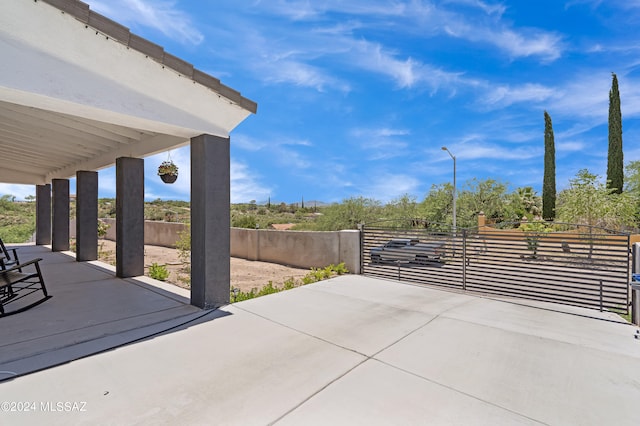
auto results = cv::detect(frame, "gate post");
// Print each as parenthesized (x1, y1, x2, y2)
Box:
(462, 228, 467, 291)
(358, 223, 364, 275)
(631, 243, 640, 326)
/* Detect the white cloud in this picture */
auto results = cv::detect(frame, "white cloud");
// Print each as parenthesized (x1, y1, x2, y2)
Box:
(240, 30, 351, 92)
(226, 1, 557, 95)
(262, 60, 346, 92)
(351, 127, 410, 138)
(85, 0, 204, 45)
(352, 39, 468, 91)
(490, 28, 563, 62)
(98, 168, 117, 198)
(0, 184, 35, 201)
(482, 83, 556, 108)
(360, 173, 421, 202)
(458, 0, 506, 16)
(233, 134, 313, 152)
(438, 136, 541, 162)
(351, 126, 411, 160)
(556, 141, 587, 153)
(230, 161, 272, 203)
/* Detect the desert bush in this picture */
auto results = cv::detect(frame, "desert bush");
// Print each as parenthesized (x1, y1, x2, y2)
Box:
(230, 263, 349, 302)
(149, 262, 170, 281)
(176, 225, 191, 263)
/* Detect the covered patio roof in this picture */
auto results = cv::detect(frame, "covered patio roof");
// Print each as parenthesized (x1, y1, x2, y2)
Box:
(0, 0, 256, 185)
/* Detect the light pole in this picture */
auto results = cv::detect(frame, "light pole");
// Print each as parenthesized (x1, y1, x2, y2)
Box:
(441, 147, 456, 231)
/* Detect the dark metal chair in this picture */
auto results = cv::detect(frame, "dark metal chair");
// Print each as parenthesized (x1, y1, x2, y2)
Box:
(0, 240, 50, 317)
(0, 237, 21, 269)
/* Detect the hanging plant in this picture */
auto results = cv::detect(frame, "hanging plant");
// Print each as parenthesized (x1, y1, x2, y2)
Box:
(158, 160, 178, 184)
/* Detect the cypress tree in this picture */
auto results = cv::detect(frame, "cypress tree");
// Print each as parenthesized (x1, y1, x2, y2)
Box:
(543, 111, 556, 220)
(607, 72, 623, 193)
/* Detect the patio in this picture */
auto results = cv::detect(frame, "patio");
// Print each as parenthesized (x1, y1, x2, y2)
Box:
(1, 246, 639, 425)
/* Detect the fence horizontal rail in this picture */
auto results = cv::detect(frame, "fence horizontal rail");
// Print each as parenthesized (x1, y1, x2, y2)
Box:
(362, 224, 630, 314)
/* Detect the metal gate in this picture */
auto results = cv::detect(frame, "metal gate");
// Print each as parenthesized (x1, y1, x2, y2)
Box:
(361, 220, 630, 314)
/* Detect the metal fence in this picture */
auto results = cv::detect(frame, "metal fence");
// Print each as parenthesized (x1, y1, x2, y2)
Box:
(361, 220, 630, 314)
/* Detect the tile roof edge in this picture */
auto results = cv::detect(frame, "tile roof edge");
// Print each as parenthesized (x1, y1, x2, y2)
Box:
(38, 0, 257, 114)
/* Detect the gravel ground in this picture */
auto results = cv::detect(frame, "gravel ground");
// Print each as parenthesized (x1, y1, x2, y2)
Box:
(96, 239, 311, 292)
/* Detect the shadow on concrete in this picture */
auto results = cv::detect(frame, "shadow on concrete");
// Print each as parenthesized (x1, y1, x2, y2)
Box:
(0, 244, 230, 382)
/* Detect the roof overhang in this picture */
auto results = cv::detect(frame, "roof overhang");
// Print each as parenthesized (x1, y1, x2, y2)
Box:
(0, 0, 257, 185)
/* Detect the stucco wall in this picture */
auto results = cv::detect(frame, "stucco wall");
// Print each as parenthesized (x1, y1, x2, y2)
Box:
(230, 228, 360, 273)
(96, 218, 187, 248)
(73, 219, 361, 272)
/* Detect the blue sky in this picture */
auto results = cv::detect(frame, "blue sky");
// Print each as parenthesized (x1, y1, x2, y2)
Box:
(3, 0, 640, 203)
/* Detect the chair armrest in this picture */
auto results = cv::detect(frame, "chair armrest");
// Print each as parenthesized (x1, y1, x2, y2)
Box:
(0, 258, 43, 274)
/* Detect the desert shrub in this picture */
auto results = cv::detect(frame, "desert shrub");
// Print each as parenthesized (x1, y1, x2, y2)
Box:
(232, 215, 257, 229)
(229, 263, 349, 303)
(149, 262, 170, 281)
(176, 225, 191, 263)
(97, 219, 110, 238)
(282, 277, 296, 290)
(0, 195, 36, 243)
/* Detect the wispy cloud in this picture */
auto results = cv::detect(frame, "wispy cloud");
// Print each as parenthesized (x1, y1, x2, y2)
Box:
(233, 134, 313, 152)
(556, 141, 587, 153)
(351, 126, 411, 160)
(262, 60, 347, 92)
(350, 40, 468, 90)
(230, 161, 272, 203)
(443, 0, 507, 16)
(218, 0, 563, 95)
(485, 28, 563, 62)
(359, 173, 421, 202)
(240, 30, 351, 92)
(439, 134, 541, 161)
(86, 0, 204, 45)
(0, 184, 35, 200)
(481, 83, 556, 108)
(258, 1, 564, 62)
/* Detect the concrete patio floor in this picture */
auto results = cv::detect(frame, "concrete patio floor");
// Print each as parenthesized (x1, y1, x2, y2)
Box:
(1, 245, 640, 425)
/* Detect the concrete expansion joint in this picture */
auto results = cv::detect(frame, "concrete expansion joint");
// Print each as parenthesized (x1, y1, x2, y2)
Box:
(232, 304, 368, 358)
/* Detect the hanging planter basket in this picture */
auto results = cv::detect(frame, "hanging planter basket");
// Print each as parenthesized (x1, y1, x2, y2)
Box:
(160, 173, 178, 184)
(158, 160, 178, 184)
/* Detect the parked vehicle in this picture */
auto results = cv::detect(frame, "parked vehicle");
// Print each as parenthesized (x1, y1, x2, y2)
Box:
(370, 238, 446, 264)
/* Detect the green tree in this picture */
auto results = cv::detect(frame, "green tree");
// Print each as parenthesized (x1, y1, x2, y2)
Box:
(384, 194, 420, 223)
(607, 73, 623, 193)
(420, 183, 454, 225)
(625, 160, 640, 194)
(456, 178, 508, 227)
(421, 179, 508, 228)
(624, 161, 640, 224)
(543, 110, 556, 219)
(556, 169, 635, 230)
(314, 196, 382, 230)
(505, 187, 542, 222)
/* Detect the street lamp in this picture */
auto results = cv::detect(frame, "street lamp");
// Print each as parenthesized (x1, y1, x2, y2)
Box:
(441, 146, 456, 231)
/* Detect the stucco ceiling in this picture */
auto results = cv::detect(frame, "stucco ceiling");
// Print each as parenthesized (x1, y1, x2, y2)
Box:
(0, 0, 256, 185)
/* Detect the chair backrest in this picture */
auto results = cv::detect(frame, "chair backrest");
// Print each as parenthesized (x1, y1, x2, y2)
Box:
(0, 238, 19, 268)
(0, 237, 11, 261)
